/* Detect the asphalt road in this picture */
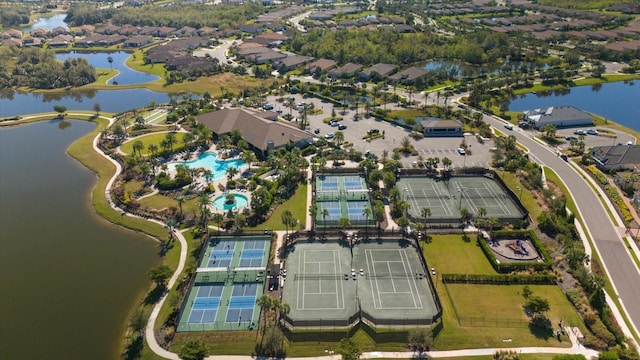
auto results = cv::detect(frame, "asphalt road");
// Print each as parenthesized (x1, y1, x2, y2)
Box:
(484, 115, 640, 334)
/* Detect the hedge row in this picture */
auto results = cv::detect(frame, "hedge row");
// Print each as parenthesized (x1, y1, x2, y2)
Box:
(605, 186, 634, 224)
(442, 273, 556, 284)
(587, 165, 608, 185)
(477, 230, 552, 273)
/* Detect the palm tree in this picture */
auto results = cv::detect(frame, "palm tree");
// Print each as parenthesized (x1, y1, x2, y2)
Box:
(477, 207, 487, 228)
(165, 132, 177, 151)
(176, 195, 186, 221)
(334, 131, 344, 146)
(107, 55, 113, 70)
(226, 166, 239, 182)
(242, 150, 257, 171)
(132, 140, 145, 157)
(363, 207, 371, 239)
(321, 208, 329, 235)
(420, 207, 431, 239)
(148, 143, 158, 157)
(256, 295, 274, 338)
(213, 213, 224, 235)
(281, 210, 293, 238)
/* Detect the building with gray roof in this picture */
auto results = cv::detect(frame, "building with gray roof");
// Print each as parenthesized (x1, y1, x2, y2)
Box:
(196, 108, 313, 155)
(522, 105, 593, 129)
(592, 145, 640, 171)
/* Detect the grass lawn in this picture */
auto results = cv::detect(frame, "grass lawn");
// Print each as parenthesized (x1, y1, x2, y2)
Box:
(120, 131, 187, 156)
(422, 234, 496, 275)
(498, 171, 541, 220)
(388, 109, 424, 119)
(245, 184, 308, 231)
(138, 194, 201, 217)
(423, 235, 585, 350)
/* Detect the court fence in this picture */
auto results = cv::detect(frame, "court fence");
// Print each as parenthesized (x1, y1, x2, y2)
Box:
(398, 172, 529, 226)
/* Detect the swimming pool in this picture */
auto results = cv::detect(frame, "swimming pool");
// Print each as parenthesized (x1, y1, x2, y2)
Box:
(213, 193, 249, 211)
(170, 152, 245, 181)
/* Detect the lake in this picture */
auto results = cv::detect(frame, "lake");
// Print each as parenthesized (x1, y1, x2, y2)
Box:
(56, 52, 160, 85)
(0, 88, 176, 117)
(21, 13, 68, 33)
(508, 81, 640, 132)
(0, 120, 160, 359)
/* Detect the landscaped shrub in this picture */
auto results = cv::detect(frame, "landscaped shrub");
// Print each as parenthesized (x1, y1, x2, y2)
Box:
(442, 273, 556, 284)
(605, 186, 633, 224)
(587, 165, 608, 185)
(586, 317, 617, 347)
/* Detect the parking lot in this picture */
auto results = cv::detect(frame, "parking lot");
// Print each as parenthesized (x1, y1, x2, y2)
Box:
(265, 94, 496, 169)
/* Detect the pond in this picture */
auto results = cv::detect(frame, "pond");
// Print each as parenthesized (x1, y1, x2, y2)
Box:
(508, 81, 640, 132)
(56, 51, 160, 85)
(20, 13, 68, 33)
(0, 88, 177, 118)
(0, 120, 160, 359)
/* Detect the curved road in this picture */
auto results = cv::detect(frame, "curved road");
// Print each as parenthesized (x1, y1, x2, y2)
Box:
(482, 115, 640, 336)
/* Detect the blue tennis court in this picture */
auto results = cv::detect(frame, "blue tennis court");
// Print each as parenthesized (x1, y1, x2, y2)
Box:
(188, 284, 224, 324)
(344, 175, 366, 191)
(239, 239, 267, 267)
(207, 250, 233, 268)
(226, 283, 258, 323)
(318, 176, 339, 191)
(319, 202, 341, 221)
(347, 201, 369, 221)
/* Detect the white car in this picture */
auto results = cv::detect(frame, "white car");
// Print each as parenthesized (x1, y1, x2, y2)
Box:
(325, 133, 334, 139)
(457, 148, 466, 155)
(504, 123, 514, 130)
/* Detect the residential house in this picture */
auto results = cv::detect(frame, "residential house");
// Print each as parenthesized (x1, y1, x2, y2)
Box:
(329, 63, 363, 78)
(388, 67, 429, 84)
(1, 37, 22, 47)
(306, 58, 336, 75)
(276, 55, 314, 72)
(48, 34, 73, 47)
(592, 145, 640, 171)
(246, 49, 287, 64)
(522, 106, 593, 129)
(100, 25, 122, 35)
(239, 24, 264, 35)
(30, 28, 49, 38)
(358, 63, 396, 82)
(22, 37, 43, 47)
(195, 108, 313, 155)
(78, 25, 95, 35)
(51, 26, 69, 35)
(2, 29, 22, 39)
(124, 35, 153, 48)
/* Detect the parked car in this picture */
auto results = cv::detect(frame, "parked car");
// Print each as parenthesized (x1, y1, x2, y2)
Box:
(325, 133, 334, 139)
(586, 129, 599, 135)
(457, 148, 466, 155)
(518, 122, 530, 129)
(367, 128, 380, 135)
(330, 121, 339, 127)
(314, 128, 320, 134)
(338, 124, 347, 130)
(574, 129, 586, 135)
(565, 136, 577, 141)
(504, 123, 514, 130)
(263, 103, 274, 110)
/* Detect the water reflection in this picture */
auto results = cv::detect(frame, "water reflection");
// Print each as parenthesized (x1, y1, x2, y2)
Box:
(0, 88, 177, 117)
(56, 51, 159, 85)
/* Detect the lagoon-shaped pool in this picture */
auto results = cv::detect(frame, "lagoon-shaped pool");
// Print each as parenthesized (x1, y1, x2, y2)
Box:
(213, 193, 249, 211)
(169, 152, 245, 181)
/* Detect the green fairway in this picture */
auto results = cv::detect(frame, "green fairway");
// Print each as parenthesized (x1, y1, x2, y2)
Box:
(120, 131, 187, 156)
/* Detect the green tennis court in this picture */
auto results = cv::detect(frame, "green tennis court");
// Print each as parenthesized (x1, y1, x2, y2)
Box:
(176, 235, 271, 332)
(396, 176, 525, 223)
(315, 173, 373, 227)
(282, 240, 440, 328)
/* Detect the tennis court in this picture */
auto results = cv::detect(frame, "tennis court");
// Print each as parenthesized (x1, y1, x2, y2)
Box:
(315, 173, 373, 227)
(282, 240, 439, 328)
(177, 235, 270, 332)
(396, 176, 525, 223)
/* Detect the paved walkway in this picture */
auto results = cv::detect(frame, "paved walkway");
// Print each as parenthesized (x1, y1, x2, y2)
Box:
(87, 110, 605, 359)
